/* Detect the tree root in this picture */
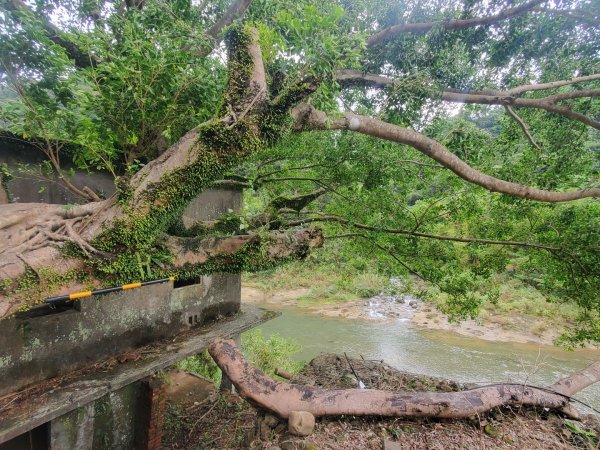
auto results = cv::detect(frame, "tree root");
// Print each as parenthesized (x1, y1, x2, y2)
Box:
(209, 338, 600, 420)
(0, 203, 108, 280)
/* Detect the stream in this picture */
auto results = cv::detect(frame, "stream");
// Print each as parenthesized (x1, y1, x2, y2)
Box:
(250, 302, 600, 412)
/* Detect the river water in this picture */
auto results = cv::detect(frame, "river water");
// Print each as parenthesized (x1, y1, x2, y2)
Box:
(252, 304, 600, 412)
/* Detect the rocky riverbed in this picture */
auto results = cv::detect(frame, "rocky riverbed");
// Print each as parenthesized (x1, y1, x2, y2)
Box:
(242, 282, 564, 346)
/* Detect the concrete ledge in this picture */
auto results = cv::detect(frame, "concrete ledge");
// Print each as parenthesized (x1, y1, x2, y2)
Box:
(0, 304, 278, 444)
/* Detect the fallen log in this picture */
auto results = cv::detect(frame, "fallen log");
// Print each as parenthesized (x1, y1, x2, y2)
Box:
(208, 338, 600, 420)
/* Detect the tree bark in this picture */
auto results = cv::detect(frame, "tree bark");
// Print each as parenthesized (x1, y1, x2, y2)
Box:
(165, 229, 323, 269)
(209, 338, 600, 420)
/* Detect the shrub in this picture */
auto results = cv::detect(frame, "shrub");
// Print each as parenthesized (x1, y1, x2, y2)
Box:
(176, 329, 304, 387)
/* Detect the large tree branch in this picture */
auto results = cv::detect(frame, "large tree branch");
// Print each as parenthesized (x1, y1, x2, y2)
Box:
(206, 0, 253, 42)
(335, 70, 600, 130)
(81, 26, 268, 240)
(164, 229, 323, 269)
(532, 6, 600, 26)
(291, 104, 600, 202)
(505, 74, 600, 96)
(209, 338, 600, 420)
(4, 0, 98, 68)
(337, 70, 600, 96)
(366, 0, 545, 47)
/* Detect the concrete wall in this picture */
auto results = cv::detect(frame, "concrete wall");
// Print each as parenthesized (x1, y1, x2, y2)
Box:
(48, 383, 141, 450)
(182, 187, 242, 225)
(0, 273, 241, 396)
(0, 139, 116, 204)
(0, 186, 243, 396)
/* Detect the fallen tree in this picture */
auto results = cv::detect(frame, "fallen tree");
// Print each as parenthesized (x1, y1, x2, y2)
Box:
(209, 338, 600, 420)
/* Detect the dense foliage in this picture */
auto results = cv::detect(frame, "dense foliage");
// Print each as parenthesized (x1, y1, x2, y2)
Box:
(0, 0, 598, 345)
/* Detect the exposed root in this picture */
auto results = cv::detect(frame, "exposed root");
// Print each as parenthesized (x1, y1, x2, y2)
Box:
(0, 203, 103, 280)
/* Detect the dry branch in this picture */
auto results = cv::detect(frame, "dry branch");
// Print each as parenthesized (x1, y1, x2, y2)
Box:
(209, 338, 600, 420)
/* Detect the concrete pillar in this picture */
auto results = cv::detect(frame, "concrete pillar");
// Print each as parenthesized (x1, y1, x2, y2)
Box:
(49, 403, 94, 450)
(219, 334, 241, 392)
(135, 377, 166, 450)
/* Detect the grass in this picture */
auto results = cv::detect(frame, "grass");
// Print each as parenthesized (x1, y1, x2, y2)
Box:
(484, 274, 579, 324)
(422, 269, 580, 336)
(244, 256, 390, 305)
(175, 328, 305, 387)
(246, 249, 581, 339)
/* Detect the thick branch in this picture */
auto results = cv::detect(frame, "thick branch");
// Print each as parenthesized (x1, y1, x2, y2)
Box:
(532, 6, 600, 26)
(194, 0, 254, 58)
(291, 104, 600, 202)
(336, 70, 600, 129)
(209, 338, 600, 419)
(506, 74, 600, 96)
(165, 228, 324, 269)
(206, 0, 253, 41)
(337, 70, 600, 95)
(82, 26, 268, 240)
(549, 362, 600, 397)
(367, 0, 545, 47)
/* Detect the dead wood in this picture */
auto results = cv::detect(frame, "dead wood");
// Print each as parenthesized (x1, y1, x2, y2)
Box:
(208, 338, 600, 420)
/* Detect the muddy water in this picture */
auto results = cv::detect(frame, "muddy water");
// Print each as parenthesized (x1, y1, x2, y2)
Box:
(253, 305, 600, 412)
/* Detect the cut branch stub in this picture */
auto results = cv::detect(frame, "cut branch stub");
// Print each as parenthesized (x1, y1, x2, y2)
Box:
(209, 338, 600, 420)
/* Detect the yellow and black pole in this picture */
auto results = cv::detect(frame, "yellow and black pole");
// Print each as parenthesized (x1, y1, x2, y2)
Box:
(44, 277, 175, 305)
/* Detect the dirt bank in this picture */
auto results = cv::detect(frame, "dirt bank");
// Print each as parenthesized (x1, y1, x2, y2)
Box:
(242, 284, 562, 346)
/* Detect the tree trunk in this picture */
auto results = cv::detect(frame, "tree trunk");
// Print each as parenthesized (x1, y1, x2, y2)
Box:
(209, 338, 600, 420)
(0, 26, 323, 317)
(0, 26, 270, 282)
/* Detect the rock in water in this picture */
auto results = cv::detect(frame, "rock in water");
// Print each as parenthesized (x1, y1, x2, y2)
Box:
(288, 411, 315, 436)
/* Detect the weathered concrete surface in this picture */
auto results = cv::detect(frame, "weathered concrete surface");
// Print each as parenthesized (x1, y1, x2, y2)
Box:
(0, 304, 278, 445)
(0, 139, 116, 204)
(182, 187, 242, 225)
(49, 403, 94, 450)
(0, 273, 240, 396)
